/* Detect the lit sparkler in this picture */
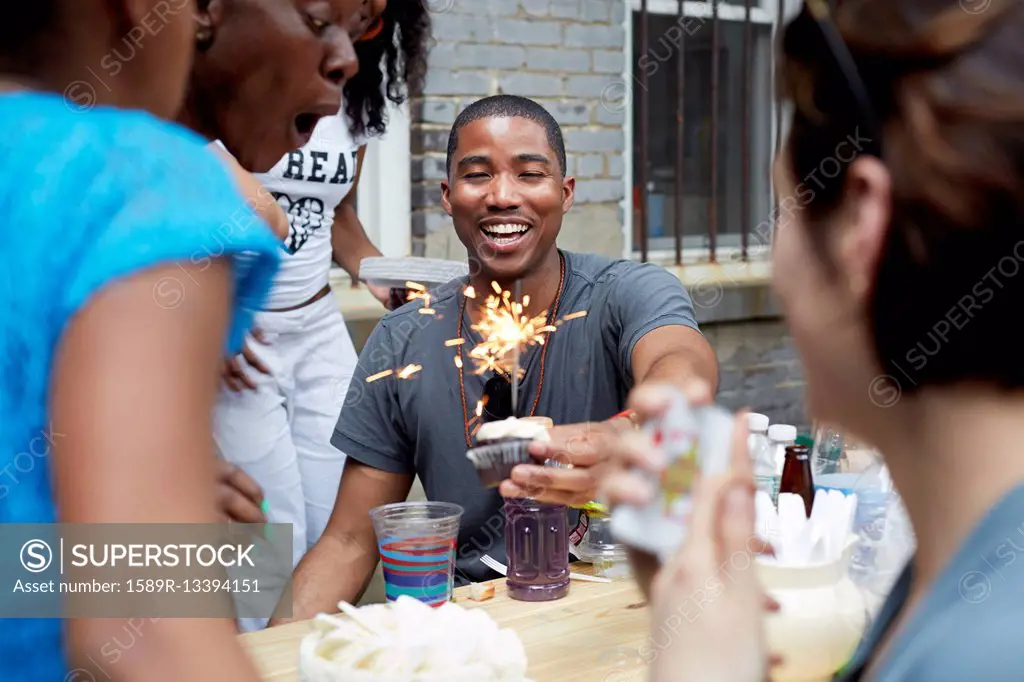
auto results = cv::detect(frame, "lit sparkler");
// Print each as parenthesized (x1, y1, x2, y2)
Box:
(459, 283, 556, 378)
(449, 280, 589, 415)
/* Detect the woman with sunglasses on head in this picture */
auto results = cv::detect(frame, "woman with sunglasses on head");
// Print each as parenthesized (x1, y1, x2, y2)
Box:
(600, 1, 1024, 680)
(0, 1, 381, 681)
(210, 0, 431, 612)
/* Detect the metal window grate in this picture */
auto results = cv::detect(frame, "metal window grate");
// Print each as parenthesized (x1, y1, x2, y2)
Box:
(632, 1, 776, 265)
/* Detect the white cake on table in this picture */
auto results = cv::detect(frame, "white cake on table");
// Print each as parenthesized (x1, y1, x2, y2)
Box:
(299, 596, 530, 682)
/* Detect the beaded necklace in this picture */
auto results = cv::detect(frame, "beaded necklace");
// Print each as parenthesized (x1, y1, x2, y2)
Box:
(455, 252, 566, 449)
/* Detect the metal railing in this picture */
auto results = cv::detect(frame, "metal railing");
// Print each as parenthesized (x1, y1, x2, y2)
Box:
(633, 0, 783, 265)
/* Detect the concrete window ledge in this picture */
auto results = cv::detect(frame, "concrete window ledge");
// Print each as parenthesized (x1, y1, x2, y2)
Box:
(661, 259, 780, 325)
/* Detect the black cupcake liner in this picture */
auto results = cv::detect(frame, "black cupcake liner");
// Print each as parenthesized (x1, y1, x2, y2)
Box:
(466, 438, 532, 488)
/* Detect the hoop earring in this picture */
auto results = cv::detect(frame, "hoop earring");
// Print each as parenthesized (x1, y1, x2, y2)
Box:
(357, 17, 384, 42)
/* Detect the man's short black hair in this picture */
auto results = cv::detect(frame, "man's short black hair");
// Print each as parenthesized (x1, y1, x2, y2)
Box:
(445, 94, 567, 177)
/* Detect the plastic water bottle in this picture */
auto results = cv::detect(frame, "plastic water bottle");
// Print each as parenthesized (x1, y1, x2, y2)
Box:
(505, 498, 570, 602)
(747, 413, 777, 504)
(811, 424, 845, 476)
(747, 412, 769, 447)
(847, 459, 895, 589)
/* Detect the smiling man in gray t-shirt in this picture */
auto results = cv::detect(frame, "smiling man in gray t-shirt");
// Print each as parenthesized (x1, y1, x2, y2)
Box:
(274, 95, 718, 624)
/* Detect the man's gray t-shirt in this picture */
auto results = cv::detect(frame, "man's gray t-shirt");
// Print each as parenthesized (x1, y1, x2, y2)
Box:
(836, 484, 1024, 681)
(331, 250, 701, 585)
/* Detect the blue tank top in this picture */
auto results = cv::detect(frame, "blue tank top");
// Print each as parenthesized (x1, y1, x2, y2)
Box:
(0, 91, 281, 681)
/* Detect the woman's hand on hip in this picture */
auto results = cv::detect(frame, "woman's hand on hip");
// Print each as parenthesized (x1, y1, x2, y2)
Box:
(223, 328, 272, 392)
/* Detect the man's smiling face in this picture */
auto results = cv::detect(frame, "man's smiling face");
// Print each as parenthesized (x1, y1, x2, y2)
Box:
(442, 116, 574, 282)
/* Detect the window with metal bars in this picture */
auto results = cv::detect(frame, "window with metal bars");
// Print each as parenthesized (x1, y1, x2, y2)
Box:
(629, 0, 784, 265)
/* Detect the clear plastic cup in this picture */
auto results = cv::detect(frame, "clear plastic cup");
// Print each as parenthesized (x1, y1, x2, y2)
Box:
(370, 501, 463, 607)
(574, 513, 632, 581)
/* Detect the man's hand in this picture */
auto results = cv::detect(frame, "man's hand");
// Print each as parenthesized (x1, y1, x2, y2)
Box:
(216, 461, 267, 524)
(223, 328, 272, 392)
(498, 421, 621, 506)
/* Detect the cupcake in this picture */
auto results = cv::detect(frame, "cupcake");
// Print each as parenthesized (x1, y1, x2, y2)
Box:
(466, 417, 552, 488)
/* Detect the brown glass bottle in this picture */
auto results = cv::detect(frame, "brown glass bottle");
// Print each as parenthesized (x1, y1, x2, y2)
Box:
(779, 444, 815, 517)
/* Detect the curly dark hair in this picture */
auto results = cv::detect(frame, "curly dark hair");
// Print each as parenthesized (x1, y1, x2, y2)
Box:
(343, 0, 431, 140)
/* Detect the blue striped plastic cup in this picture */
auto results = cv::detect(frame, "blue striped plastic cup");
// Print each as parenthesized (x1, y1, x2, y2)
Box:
(370, 501, 463, 607)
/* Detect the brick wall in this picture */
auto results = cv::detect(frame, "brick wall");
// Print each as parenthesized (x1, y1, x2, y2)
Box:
(412, 0, 629, 259)
(705, 319, 808, 432)
(689, 280, 809, 431)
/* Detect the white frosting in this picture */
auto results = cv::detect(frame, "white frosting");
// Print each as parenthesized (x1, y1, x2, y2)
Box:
(299, 596, 529, 682)
(475, 417, 551, 444)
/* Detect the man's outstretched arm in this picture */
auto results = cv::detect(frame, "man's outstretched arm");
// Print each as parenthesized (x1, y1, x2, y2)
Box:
(630, 324, 719, 395)
(270, 460, 413, 625)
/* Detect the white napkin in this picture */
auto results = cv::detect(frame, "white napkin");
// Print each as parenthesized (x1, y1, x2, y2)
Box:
(757, 491, 858, 566)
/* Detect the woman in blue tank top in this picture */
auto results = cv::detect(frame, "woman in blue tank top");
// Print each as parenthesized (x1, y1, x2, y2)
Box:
(0, 1, 371, 680)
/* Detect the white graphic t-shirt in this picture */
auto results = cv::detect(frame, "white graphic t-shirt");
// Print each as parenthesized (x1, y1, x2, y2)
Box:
(254, 113, 367, 309)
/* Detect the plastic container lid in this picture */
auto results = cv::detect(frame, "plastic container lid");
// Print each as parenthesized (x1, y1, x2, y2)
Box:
(746, 413, 770, 433)
(358, 257, 470, 287)
(768, 424, 797, 442)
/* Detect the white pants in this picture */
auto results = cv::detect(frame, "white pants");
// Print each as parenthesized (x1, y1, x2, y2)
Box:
(212, 291, 357, 631)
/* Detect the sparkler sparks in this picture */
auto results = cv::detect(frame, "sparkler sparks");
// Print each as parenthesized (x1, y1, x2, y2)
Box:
(448, 282, 590, 378)
(399, 281, 434, 312)
(397, 364, 423, 379)
(459, 284, 554, 376)
(365, 364, 422, 384)
(365, 369, 394, 383)
(363, 278, 587, 393)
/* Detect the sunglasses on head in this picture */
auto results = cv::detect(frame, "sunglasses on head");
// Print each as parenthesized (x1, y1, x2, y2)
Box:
(802, 0, 882, 157)
(481, 371, 516, 423)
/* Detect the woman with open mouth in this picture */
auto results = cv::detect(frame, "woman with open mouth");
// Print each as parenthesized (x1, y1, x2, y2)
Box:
(209, 0, 432, 633)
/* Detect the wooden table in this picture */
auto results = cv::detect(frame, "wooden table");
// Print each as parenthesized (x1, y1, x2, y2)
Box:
(239, 566, 653, 682)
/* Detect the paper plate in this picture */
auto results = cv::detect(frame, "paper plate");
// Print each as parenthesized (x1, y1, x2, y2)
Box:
(359, 257, 470, 288)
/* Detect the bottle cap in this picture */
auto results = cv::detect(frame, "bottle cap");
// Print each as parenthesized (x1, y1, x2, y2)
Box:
(746, 413, 769, 432)
(768, 424, 797, 442)
(784, 444, 809, 458)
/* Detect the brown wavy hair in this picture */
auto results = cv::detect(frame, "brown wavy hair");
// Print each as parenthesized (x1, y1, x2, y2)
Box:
(778, 0, 1024, 391)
